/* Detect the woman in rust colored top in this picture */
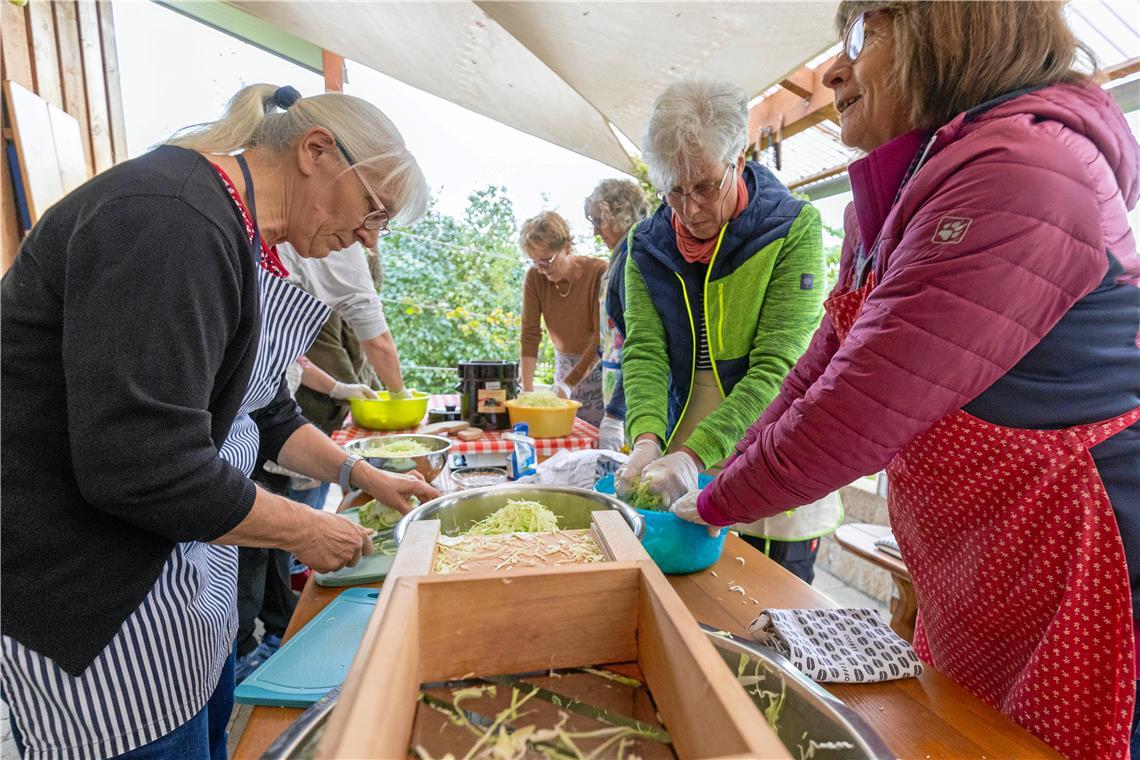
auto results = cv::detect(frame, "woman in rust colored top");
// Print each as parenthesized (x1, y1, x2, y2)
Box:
(518, 211, 608, 426)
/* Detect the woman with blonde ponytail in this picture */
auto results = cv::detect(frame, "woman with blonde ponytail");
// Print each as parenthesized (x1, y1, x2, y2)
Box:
(1, 84, 437, 757)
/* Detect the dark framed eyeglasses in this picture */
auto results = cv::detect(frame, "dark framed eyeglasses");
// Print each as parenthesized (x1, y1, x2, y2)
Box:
(334, 138, 391, 236)
(656, 163, 735, 209)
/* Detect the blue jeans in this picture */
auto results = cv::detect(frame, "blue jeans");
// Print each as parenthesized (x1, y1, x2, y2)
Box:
(287, 481, 329, 510)
(10, 650, 235, 759)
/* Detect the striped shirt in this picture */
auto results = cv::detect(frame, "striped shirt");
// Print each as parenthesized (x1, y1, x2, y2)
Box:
(1, 164, 329, 759)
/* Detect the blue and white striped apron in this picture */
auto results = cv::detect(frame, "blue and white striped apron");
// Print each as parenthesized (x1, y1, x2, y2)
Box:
(1, 159, 330, 759)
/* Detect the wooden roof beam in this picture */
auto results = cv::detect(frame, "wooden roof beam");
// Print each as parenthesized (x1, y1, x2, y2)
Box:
(779, 67, 814, 99)
(750, 56, 838, 151)
(1105, 56, 1140, 82)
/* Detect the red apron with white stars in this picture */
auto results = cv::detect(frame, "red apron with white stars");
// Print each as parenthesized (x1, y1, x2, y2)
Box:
(826, 273, 1137, 759)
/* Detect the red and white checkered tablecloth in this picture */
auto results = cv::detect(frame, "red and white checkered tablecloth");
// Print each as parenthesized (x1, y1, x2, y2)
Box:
(329, 393, 598, 456)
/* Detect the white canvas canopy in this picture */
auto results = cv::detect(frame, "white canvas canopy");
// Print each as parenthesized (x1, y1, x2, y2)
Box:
(228, 1, 840, 172)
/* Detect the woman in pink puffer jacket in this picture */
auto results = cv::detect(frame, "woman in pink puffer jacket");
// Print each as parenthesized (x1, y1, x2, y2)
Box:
(672, 3, 1140, 757)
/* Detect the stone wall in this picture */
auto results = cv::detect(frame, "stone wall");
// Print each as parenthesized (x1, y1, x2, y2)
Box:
(817, 484, 893, 604)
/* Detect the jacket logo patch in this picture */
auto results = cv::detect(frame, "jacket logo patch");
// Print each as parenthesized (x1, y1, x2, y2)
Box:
(933, 216, 972, 244)
(800, 273, 814, 290)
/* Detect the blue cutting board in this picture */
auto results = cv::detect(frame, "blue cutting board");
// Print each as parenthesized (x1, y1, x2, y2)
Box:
(234, 587, 379, 707)
(314, 507, 397, 587)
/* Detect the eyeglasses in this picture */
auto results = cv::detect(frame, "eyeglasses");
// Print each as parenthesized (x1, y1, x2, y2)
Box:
(656, 163, 734, 209)
(842, 9, 891, 63)
(334, 137, 391, 236)
(528, 247, 563, 270)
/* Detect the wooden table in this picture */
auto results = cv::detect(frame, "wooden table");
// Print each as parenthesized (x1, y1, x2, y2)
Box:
(234, 534, 1059, 759)
(834, 522, 918, 643)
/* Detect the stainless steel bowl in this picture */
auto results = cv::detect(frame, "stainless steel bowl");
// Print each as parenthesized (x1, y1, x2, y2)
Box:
(701, 625, 895, 759)
(261, 624, 894, 760)
(394, 484, 644, 543)
(342, 434, 451, 483)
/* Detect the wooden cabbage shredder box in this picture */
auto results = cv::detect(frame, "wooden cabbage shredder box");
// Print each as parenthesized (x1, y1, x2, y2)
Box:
(318, 511, 789, 759)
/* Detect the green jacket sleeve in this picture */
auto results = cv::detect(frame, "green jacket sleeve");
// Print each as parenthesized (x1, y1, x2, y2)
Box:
(685, 205, 825, 466)
(621, 250, 672, 443)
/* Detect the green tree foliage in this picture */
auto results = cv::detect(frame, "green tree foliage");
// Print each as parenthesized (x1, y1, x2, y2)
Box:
(379, 186, 556, 392)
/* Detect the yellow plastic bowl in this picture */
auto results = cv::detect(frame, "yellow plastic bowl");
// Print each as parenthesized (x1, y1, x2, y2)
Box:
(349, 391, 430, 430)
(504, 398, 581, 438)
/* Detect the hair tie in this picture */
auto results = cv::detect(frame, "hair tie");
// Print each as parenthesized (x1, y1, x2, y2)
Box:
(272, 85, 302, 110)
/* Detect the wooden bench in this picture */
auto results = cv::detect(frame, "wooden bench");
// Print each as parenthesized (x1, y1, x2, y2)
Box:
(833, 522, 917, 643)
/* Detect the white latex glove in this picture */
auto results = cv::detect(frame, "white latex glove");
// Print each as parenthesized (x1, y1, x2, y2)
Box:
(641, 451, 700, 507)
(553, 380, 573, 399)
(671, 490, 723, 537)
(387, 387, 413, 400)
(330, 382, 379, 401)
(615, 438, 662, 497)
(597, 415, 625, 451)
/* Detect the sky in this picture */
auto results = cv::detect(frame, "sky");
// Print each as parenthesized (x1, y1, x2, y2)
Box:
(111, 0, 634, 246)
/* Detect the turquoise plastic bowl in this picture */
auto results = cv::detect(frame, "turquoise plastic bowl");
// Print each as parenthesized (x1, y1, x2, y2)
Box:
(595, 473, 727, 574)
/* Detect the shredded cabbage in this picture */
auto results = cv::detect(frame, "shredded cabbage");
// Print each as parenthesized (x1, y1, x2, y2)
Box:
(359, 499, 402, 531)
(626, 480, 665, 511)
(512, 391, 569, 408)
(466, 499, 560, 535)
(359, 438, 433, 457)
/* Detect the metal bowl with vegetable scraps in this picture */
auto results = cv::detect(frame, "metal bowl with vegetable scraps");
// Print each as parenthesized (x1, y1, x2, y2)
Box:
(394, 484, 643, 543)
(343, 434, 451, 482)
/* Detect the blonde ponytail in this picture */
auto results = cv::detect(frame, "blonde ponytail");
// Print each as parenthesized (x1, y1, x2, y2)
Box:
(166, 83, 429, 225)
(167, 83, 280, 155)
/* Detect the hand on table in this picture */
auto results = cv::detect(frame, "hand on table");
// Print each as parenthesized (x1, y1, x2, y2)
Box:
(671, 490, 723, 537)
(615, 438, 661, 497)
(293, 510, 374, 572)
(597, 415, 625, 451)
(330, 381, 378, 401)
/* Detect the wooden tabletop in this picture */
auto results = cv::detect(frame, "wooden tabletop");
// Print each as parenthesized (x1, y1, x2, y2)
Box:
(233, 534, 1059, 759)
(834, 522, 910, 579)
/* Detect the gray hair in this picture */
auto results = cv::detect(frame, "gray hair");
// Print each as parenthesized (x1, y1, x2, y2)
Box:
(642, 77, 749, 191)
(583, 179, 649, 238)
(167, 84, 428, 225)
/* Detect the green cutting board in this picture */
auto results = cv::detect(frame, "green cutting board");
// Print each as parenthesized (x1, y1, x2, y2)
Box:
(313, 507, 398, 587)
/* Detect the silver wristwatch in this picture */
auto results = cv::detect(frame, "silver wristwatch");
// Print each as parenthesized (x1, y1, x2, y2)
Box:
(339, 453, 363, 494)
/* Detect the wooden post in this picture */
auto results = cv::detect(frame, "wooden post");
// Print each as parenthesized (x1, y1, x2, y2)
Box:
(322, 49, 344, 93)
(97, 2, 128, 163)
(53, 1, 93, 175)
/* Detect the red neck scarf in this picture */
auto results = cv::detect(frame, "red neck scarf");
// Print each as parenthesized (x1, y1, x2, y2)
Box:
(671, 175, 749, 264)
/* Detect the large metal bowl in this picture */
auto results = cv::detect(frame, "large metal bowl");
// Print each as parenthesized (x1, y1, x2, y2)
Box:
(702, 624, 894, 759)
(394, 484, 644, 543)
(260, 624, 894, 760)
(342, 434, 451, 483)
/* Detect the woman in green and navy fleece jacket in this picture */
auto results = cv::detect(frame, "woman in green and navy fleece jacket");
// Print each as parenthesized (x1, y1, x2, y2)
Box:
(618, 78, 841, 582)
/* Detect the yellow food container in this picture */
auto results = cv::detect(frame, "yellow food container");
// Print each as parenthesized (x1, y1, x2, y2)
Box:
(504, 398, 581, 438)
(349, 391, 430, 430)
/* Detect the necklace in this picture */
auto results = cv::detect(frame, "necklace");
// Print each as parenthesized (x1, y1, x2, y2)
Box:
(554, 279, 572, 297)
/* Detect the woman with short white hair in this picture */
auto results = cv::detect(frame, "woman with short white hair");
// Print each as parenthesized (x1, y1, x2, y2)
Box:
(1, 83, 438, 757)
(617, 77, 840, 582)
(583, 178, 650, 450)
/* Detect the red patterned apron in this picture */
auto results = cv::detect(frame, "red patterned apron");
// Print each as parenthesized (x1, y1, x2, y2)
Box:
(826, 273, 1137, 759)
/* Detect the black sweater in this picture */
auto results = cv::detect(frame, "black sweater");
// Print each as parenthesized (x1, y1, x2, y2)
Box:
(1, 146, 305, 674)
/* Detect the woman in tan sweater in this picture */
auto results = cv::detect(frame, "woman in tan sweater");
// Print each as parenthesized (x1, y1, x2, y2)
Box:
(519, 211, 607, 426)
